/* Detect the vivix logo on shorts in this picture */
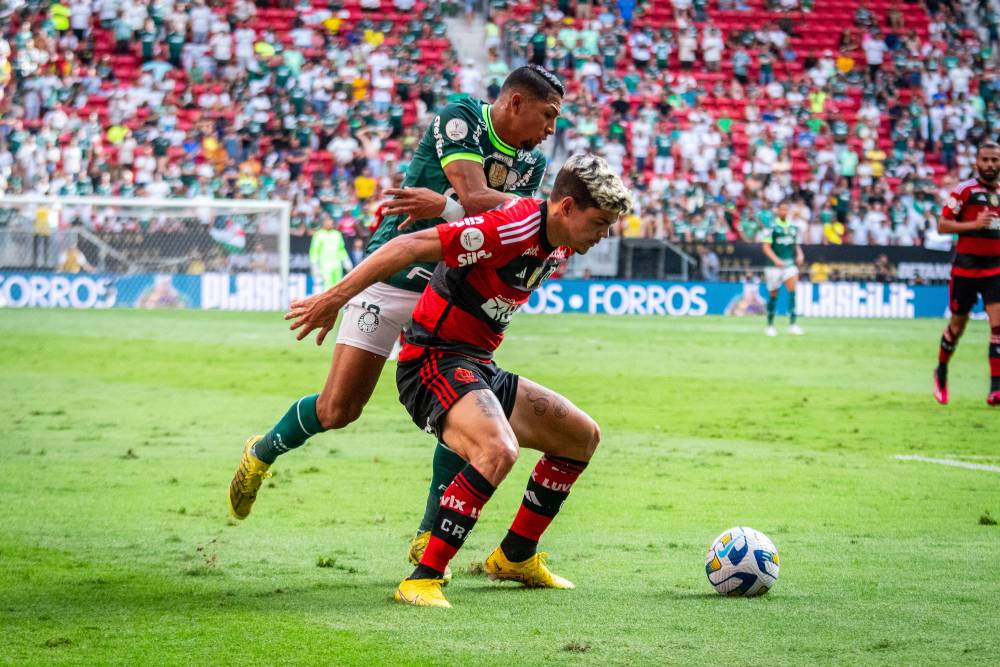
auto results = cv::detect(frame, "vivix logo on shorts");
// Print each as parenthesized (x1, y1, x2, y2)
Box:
(453, 368, 478, 384)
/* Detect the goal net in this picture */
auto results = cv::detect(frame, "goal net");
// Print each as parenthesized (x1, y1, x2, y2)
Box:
(0, 195, 302, 311)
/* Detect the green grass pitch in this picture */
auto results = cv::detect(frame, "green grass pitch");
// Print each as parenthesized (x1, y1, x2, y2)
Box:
(2, 309, 998, 666)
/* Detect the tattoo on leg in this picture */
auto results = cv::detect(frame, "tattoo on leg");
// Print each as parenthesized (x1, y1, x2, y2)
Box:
(526, 389, 569, 419)
(475, 392, 501, 418)
(528, 391, 549, 416)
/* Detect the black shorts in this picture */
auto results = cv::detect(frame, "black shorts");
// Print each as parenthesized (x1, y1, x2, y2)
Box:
(949, 274, 1000, 315)
(397, 350, 519, 439)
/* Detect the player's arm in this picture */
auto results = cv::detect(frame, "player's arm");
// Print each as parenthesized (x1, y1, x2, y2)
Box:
(442, 156, 519, 214)
(761, 241, 785, 268)
(937, 209, 996, 234)
(286, 228, 443, 345)
(383, 161, 517, 230)
(795, 244, 804, 267)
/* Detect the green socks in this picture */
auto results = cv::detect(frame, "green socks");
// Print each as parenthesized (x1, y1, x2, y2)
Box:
(417, 442, 467, 533)
(252, 394, 325, 464)
(789, 294, 797, 325)
(767, 294, 777, 326)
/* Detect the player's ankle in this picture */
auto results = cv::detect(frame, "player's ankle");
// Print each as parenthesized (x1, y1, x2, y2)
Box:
(408, 564, 444, 580)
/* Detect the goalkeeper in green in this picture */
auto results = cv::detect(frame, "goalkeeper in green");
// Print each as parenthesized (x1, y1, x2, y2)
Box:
(309, 215, 351, 291)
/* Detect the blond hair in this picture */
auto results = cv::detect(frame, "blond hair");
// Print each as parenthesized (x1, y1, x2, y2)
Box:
(553, 153, 633, 216)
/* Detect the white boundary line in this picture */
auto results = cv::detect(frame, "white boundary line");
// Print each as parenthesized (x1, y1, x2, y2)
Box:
(895, 455, 1000, 473)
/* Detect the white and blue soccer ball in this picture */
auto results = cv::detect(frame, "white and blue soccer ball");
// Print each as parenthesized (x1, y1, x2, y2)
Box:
(705, 526, 780, 596)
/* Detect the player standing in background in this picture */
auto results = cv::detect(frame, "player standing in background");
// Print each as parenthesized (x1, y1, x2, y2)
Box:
(933, 141, 1000, 406)
(285, 154, 632, 608)
(227, 66, 564, 585)
(762, 201, 805, 336)
(309, 215, 350, 291)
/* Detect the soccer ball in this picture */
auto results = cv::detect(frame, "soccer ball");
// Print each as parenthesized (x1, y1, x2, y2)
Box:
(704, 526, 780, 596)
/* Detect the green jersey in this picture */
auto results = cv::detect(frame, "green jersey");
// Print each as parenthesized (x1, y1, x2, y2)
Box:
(366, 97, 547, 292)
(767, 219, 799, 263)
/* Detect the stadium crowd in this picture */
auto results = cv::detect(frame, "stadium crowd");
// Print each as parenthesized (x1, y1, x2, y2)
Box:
(491, 0, 999, 249)
(0, 0, 997, 254)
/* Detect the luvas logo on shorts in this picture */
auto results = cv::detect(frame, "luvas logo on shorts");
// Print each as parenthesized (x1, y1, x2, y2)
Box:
(357, 302, 380, 333)
(453, 368, 478, 384)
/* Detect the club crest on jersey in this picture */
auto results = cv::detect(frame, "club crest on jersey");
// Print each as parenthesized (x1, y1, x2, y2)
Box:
(487, 162, 509, 188)
(460, 228, 485, 251)
(482, 295, 519, 324)
(453, 368, 478, 384)
(505, 168, 521, 189)
(357, 303, 380, 333)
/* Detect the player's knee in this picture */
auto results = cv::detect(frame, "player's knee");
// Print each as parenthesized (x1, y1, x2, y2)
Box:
(578, 418, 601, 461)
(472, 437, 518, 483)
(316, 398, 363, 430)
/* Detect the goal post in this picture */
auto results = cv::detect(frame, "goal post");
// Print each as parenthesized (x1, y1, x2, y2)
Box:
(0, 195, 295, 310)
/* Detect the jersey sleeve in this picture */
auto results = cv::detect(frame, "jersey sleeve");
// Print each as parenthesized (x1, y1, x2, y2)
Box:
(941, 186, 966, 220)
(511, 153, 547, 197)
(436, 198, 541, 269)
(432, 102, 484, 169)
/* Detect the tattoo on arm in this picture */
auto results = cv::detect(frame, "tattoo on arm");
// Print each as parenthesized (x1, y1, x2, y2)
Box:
(475, 392, 502, 418)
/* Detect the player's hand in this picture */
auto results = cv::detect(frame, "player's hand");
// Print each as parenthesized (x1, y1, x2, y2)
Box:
(774, 260, 786, 268)
(973, 211, 996, 230)
(285, 292, 344, 346)
(381, 187, 447, 230)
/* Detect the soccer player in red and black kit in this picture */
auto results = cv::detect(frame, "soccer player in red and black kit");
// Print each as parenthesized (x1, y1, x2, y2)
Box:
(285, 154, 632, 607)
(934, 140, 1000, 406)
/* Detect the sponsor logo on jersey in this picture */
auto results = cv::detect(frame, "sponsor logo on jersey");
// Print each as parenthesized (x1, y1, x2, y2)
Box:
(522, 246, 540, 257)
(445, 118, 469, 141)
(482, 295, 519, 324)
(460, 228, 485, 251)
(453, 368, 478, 384)
(449, 216, 485, 228)
(458, 250, 492, 266)
(489, 152, 514, 167)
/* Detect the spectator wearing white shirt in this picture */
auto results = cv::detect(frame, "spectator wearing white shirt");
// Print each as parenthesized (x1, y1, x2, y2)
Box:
(862, 30, 887, 80)
(459, 60, 481, 96)
(190, 0, 212, 44)
(701, 26, 724, 71)
(600, 137, 627, 175)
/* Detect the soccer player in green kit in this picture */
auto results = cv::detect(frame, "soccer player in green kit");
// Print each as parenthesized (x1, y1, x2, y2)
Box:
(762, 201, 805, 337)
(228, 66, 564, 583)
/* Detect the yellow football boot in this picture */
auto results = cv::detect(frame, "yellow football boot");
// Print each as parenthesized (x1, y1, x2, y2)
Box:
(393, 578, 451, 608)
(228, 435, 272, 520)
(407, 531, 453, 584)
(484, 547, 575, 589)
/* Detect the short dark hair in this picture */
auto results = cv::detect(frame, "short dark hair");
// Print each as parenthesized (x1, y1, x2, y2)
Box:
(978, 140, 1000, 156)
(501, 65, 564, 100)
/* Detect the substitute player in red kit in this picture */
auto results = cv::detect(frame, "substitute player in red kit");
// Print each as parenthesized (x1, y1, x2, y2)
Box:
(285, 154, 632, 607)
(934, 140, 1000, 406)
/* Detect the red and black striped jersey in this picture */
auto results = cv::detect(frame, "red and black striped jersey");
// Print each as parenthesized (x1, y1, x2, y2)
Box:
(399, 197, 572, 361)
(942, 178, 1000, 278)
